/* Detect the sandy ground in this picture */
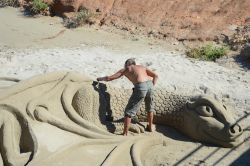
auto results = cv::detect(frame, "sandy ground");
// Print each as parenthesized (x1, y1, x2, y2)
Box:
(0, 7, 250, 165)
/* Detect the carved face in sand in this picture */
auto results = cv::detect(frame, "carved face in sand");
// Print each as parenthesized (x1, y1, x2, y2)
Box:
(185, 96, 243, 147)
(72, 83, 243, 147)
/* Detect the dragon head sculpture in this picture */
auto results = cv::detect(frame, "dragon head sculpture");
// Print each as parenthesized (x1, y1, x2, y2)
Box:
(183, 96, 243, 147)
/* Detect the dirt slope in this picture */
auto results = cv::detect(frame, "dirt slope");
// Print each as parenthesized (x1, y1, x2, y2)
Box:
(48, 0, 250, 41)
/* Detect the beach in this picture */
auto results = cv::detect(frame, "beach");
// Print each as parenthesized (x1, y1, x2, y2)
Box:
(0, 7, 249, 165)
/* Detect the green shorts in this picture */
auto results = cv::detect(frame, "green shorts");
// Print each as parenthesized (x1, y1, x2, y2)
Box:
(125, 80, 154, 117)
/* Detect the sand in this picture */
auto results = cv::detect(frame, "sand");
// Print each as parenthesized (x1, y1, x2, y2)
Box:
(0, 7, 249, 166)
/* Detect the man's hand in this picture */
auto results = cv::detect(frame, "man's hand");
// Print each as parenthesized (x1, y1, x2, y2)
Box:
(97, 76, 107, 81)
(97, 69, 124, 82)
(146, 68, 158, 86)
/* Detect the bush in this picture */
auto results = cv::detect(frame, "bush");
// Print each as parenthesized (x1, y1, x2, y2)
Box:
(76, 8, 93, 25)
(28, 0, 48, 15)
(0, 0, 19, 7)
(64, 8, 94, 28)
(186, 44, 229, 61)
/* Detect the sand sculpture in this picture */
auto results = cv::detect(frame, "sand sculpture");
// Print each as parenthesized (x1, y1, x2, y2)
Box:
(0, 71, 243, 165)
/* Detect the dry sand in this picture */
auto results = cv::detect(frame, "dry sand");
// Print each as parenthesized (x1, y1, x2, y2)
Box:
(0, 7, 249, 166)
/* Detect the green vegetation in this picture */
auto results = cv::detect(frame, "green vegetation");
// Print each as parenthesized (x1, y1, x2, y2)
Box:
(76, 8, 93, 26)
(0, 0, 19, 7)
(64, 8, 94, 28)
(186, 44, 229, 61)
(30, 0, 48, 15)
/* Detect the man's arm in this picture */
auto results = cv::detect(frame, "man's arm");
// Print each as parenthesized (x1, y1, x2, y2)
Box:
(97, 69, 125, 82)
(146, 68, 158, 85)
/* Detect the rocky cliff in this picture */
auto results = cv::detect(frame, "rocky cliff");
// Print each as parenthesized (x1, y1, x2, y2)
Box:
(45, 0, 250, 42)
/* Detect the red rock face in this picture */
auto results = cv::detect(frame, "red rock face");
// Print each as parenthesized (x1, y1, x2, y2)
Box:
(45, 0, 250, 41)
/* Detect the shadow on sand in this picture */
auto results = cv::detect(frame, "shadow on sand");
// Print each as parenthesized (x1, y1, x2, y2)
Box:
(169, 111, 250, 165)
(234, 46, 250, 70)
(231, 148, 250, 166)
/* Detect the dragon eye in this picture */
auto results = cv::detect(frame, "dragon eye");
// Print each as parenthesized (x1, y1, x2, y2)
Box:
(195, 106, 213, 117)
(223, 105, 227, 110)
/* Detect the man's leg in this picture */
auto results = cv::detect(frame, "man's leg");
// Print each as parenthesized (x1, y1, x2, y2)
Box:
(145, 81, 155, 132)
(123, 91, 145, 135)
(147, 111, 154, 132)
(122, 116, 131, 136)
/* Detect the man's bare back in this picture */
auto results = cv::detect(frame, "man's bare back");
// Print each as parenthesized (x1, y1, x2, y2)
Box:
(97, 64, 157, 85)
(123, 65, 153, 84)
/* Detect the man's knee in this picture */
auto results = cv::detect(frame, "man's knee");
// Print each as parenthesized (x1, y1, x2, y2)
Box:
(124, 107, 137, 117)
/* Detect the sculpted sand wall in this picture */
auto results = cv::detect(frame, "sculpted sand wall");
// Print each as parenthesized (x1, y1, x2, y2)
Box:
(0, 71, 244, 165)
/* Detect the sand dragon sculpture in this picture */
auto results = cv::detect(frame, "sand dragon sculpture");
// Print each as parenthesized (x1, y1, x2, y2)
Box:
(0, 71, 243, 166)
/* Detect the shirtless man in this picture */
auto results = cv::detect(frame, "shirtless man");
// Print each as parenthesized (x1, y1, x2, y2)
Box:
(97, 58, 158, 135)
